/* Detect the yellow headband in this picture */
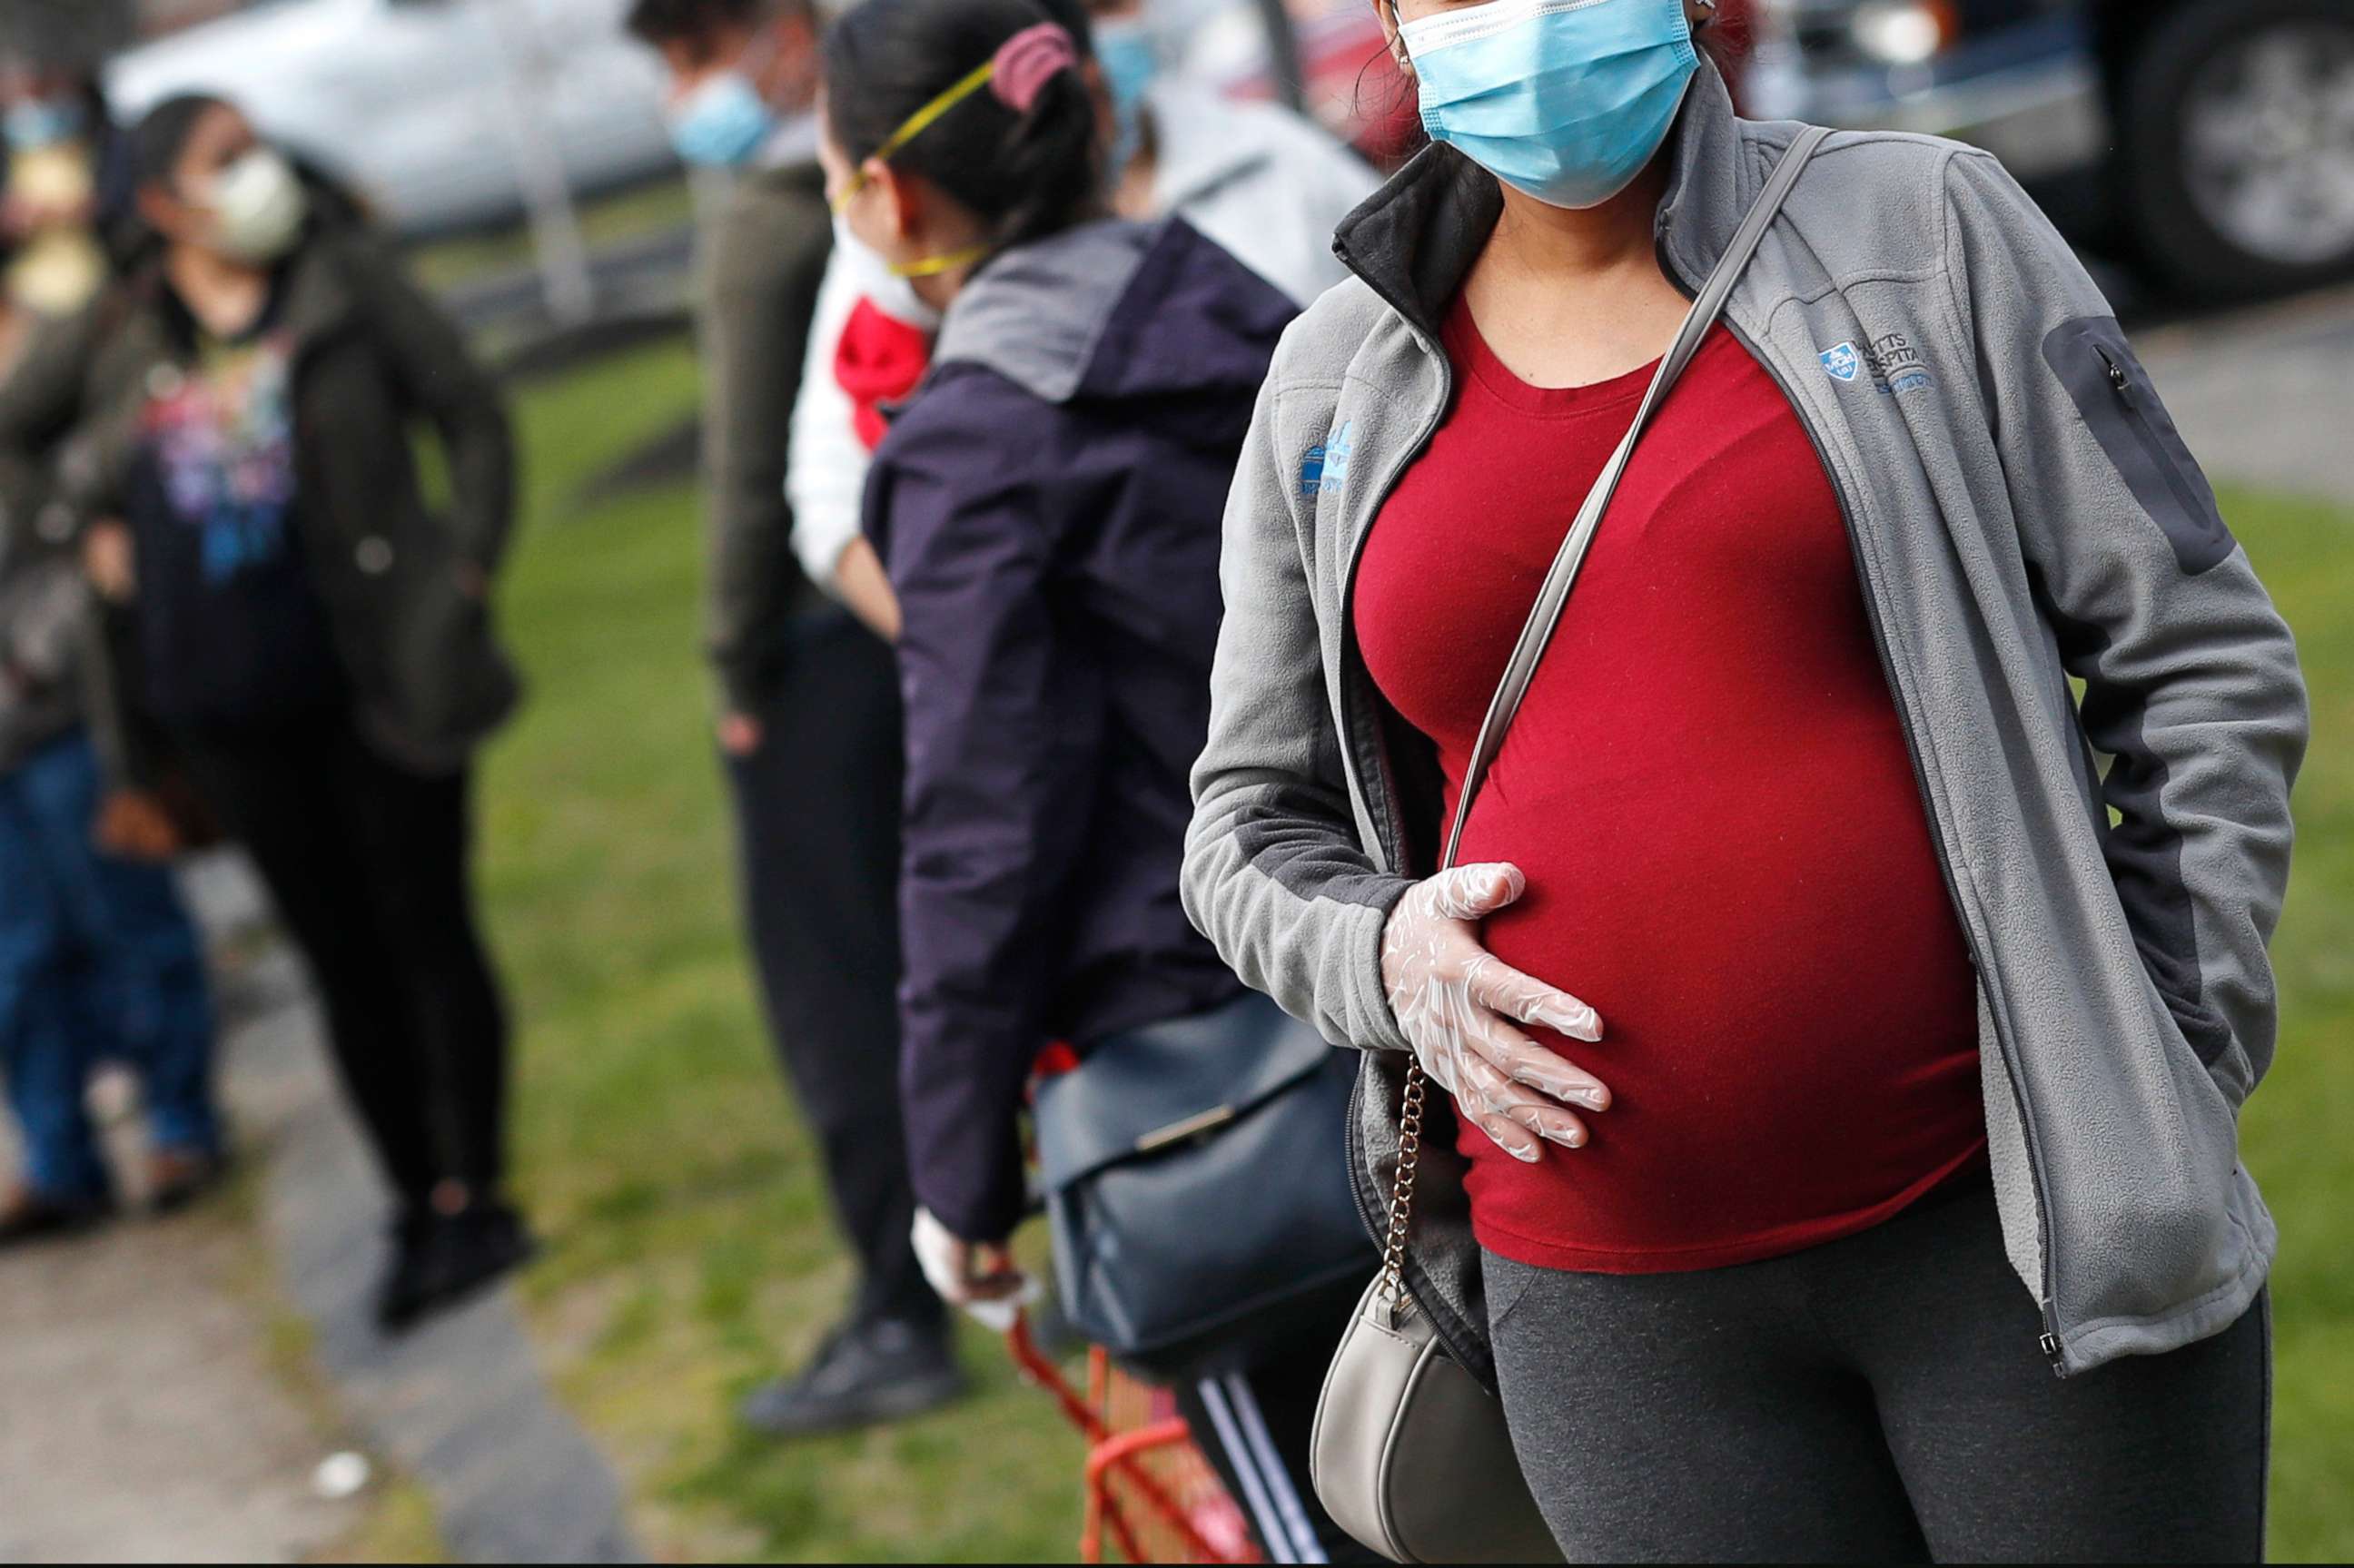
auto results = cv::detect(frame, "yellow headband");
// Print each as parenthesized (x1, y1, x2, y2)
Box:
(828, 56, 997, 215)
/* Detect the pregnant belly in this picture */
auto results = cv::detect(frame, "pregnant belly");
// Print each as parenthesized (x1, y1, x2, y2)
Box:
(1450, 744, 1987, 1273)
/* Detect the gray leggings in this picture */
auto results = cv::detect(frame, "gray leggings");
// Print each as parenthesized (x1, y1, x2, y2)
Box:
(1485, 1175, 2270, 1563)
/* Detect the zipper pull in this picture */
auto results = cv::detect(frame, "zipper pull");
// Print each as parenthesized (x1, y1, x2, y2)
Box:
(2095, 345, 2132, 399)
(2038, 1326, 2067, 1379)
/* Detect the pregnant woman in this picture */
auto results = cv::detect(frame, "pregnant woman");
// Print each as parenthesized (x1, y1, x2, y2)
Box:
(1183, 0, 2307, 1558)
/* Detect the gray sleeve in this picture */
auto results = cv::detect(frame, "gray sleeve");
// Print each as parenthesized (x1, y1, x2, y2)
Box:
(700, 189, 830, 711)
(1182, 370, 1416, 1055)
(1941, 148, 2309, 1105)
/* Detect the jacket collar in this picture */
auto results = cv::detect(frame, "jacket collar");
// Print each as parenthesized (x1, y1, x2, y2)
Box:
(931, 217, 1159, 405)
(1330, 57, 1754, 340)
(139, 230, 361, 360)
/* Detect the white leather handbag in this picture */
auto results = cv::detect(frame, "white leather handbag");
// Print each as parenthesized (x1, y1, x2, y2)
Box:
(1309, 126, 1834, 1565)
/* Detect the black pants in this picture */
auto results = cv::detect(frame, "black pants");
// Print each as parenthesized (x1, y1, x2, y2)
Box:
(1485, 1172, 2270, 1563)
(1174, 1283, 1382, 1564)
(723, 608, 935, 1330)
(185, 716, 507, 1212)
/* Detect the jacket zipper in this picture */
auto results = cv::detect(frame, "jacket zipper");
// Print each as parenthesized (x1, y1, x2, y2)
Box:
(1330, 238, 1457, 880)
(1327, 235, 1489, 1376)
(1700, 292, 2072, 1378)
(2093, 342, 2212, 536)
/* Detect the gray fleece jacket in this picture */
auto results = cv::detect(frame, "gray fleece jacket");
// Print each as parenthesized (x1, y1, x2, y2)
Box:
(1182, 63, 2308, 1384)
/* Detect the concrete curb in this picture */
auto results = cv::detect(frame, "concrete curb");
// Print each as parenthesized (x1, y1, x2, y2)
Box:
(231, 950, 641, 1564)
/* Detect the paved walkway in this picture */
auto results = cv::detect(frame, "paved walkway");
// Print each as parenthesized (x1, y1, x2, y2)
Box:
(0, 858, 638, 1563)
(2138, 281, 2354, 508)
(0, 975, 353, 1562)
(234, 968, 638, 1564)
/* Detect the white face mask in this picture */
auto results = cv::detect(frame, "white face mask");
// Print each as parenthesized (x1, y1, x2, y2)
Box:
(828, 211, 941, 330)
(203, 148, 308, 265)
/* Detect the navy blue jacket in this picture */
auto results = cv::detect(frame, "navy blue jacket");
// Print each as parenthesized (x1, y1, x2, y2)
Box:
(864, 218, 1295, 1241)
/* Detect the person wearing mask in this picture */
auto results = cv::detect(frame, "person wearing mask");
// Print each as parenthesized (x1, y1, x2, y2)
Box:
(820, 4, 1369, 1557)
(627, 0, 964, 1436)
(1184, 0, 2305, 1560)
(0, 49, 134, 318)
(786, 0, 1379, 637)
(34, 94, 528, 1332)
(0, 280, 222, 1244)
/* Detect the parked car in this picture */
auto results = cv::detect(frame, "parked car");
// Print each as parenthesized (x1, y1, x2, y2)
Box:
(104, 0, 674, 237)
(1746, 0, 2354, 299)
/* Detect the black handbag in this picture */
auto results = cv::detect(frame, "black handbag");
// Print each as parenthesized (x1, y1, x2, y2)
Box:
(1034, 990, 1377, 1380)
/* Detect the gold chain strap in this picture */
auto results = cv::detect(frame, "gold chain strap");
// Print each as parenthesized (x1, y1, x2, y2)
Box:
(1377, 1060, 1428, 1319)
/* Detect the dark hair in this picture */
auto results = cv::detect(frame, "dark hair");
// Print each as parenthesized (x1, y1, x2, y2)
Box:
(626, 0, 809, 47)
(823, 0, 1102, 255)
(129, 92, 230, 194)
(1693, 4, 1748, 79)
(1025, 0, 1095, 58)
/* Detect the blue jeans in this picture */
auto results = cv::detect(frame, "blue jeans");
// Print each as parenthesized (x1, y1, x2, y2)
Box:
(0, 730, 219, 1200)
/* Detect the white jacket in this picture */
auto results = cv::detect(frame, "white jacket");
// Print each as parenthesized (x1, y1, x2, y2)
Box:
(785, 82, 1380, 589)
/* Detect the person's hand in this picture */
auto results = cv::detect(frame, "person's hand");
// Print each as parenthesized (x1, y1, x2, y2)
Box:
(452, 560, 489, 601)
(912, 1208, 1029, 1330)
(82, 519, 134, 603)
(93, 789, 183, 862)
(1381, 863, 1608, 1163)
(717, 712, 763, 756)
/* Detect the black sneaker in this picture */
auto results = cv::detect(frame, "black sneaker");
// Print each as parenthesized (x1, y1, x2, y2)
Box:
(373, 1210, 439, 1331)
(739, 1316, 966, 1437)
(377, 1203, 538, 1334)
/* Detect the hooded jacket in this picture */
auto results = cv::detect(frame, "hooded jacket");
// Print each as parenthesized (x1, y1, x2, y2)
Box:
(1182, 64, 2309, 1382)
(864, 216, 1295, 1242)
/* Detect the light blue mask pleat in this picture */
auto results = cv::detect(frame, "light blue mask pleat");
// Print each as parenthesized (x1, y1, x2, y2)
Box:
(1405, 0, 1699, 209)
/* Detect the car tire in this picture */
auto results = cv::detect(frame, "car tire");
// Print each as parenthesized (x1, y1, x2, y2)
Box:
(2118, 0, 2354, 299)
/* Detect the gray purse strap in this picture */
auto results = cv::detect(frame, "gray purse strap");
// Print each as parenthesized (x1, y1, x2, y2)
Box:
(1437, 124, 1832, 871)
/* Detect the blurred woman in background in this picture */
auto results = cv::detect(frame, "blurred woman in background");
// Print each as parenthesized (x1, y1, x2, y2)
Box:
(42, 93, 528, 1332)
(820, 1, 1367, 1556)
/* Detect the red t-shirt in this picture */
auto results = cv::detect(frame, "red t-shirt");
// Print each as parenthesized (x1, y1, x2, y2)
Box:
(1354, 299, 1987, 1274)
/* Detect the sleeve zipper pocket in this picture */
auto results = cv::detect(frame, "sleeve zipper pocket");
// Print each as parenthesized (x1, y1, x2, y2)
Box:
(2042, 317, 2235, 574)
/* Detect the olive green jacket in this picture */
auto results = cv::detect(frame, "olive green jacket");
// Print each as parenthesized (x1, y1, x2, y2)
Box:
(2, 229, 518, 776)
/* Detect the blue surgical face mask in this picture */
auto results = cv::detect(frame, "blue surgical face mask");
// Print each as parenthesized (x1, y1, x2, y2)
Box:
(668, 69, 776, 167)
(5, 95, 89, 152)
(1093, 18, 1159, 172)
(1401, 0, 1700, 211)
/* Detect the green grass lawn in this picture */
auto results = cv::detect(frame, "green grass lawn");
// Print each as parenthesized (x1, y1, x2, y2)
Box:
(475, 340, 2353, 1561)
(480, 340, 1080, 1563)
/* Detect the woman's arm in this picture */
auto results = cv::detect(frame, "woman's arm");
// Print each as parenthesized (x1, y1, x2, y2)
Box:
(1941, 149, 2309, 1106)
(1182, 374, 1419, 1056)
(351, 242, 516, 578)
(871, 398, 1102, 1244)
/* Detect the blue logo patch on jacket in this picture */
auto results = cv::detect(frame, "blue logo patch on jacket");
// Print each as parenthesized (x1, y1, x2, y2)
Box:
(1301, 420, 1355, 498)
(1824, 334, 1935, 396)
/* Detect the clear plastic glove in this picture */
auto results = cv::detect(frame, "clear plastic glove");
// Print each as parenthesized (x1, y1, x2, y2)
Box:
(1382, 863, 1608, 1163)
(911, 1208, 1033, 1331)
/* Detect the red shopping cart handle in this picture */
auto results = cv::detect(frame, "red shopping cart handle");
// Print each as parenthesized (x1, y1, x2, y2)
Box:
(1005, 1310, 1107, 1441)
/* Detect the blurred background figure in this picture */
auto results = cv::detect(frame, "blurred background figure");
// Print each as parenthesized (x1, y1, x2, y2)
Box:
(822, 0, 1371, 1554)
(786, 0, 1379, 637)
(0, 3, 137, 319)
(22, 91, 530, 1333)
(0, 293, 222, 1247)
(625, 0, 965, 1439)
(0, 0, 223, 1252)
